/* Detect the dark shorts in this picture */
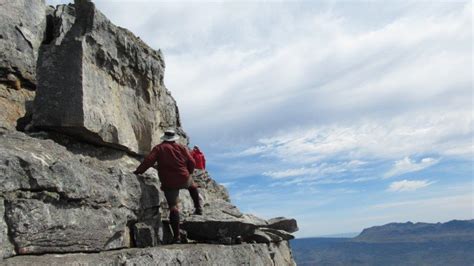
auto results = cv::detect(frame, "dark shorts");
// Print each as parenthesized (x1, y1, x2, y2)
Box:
(163, 178, 193, 207)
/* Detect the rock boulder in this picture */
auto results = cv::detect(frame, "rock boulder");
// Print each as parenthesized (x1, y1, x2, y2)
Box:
(33, 0, 186, 154)
(268, 217, 299, 233)
(0, 130, 161, 257)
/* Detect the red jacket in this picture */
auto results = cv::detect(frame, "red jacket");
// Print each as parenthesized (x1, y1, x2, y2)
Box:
(135, 142, 195, 189)
(191, 150, 206, 169)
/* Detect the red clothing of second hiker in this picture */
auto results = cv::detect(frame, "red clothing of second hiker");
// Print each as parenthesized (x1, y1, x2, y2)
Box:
(135, 142, 195, 189)
(191, 150, 206, 169)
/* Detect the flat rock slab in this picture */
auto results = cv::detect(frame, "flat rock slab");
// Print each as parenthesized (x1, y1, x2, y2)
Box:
(180, 200, 260, 241)
(4, 242, 296, 266)
(268, 217, 299, 233)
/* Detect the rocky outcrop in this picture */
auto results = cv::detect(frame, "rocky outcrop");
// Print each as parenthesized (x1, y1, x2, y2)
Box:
(5, 242, 295, 266)
(0, 0, 297, 264)
(0, 0, 49, 88)
(0, 129, 161, 256)
(0, 129, 297, 262)
(33, 0, 185, 155)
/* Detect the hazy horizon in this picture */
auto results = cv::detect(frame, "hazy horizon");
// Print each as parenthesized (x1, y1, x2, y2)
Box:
(47, 0, 473, 238)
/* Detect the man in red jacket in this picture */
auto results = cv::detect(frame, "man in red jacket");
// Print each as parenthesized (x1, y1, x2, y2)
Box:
(133, 129, 202, 244)
(191, 145, 206, 170)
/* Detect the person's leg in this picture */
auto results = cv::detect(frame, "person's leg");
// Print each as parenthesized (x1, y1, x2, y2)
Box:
(188, 182, 202, 215)
(164, 189, 180, 243)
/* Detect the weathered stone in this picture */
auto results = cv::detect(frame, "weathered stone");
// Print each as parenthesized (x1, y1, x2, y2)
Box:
(243, 213, 269, 227)
(268, 217, 299, 233)
(133, 223, 157, 248)
(5, 198, 133, 254)
(4, 242, 296, 266)
(33, 0, 186, 154)
(0, 130, 160, 256)
(0, 84, 35, 130)
(0, 0, 49, 87)
(0, 198, 15, 259)
(180, 200, 258, 241)
(260, 227, 295, 241)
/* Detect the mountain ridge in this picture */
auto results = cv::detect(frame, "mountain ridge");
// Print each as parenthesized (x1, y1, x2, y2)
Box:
(292, 219, 474, 266)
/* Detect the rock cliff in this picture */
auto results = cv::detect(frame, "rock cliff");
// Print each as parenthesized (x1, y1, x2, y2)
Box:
(33, 0, 186, 154)
(0, 0, 297, 265)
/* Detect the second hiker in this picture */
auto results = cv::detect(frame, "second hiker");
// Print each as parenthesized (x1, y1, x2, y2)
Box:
(191, 145, 206, 171)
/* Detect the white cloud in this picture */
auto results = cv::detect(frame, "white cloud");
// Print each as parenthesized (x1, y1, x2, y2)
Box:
(387, 179, 434, 192)
(263, 160, 367, 179)
(49, 1, 472, 149)
(384, 157, 440, 178)
(235, 110, 472, 164)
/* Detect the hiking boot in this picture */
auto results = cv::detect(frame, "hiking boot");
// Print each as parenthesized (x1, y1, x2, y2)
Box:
(193, 207, 203, 215)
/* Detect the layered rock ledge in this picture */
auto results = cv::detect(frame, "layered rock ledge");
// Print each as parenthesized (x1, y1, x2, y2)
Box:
(4, 242, 294, 266)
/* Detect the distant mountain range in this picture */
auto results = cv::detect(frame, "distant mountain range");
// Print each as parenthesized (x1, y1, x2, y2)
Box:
(291, 220, 474, 266)
(354, 219, 474, 242)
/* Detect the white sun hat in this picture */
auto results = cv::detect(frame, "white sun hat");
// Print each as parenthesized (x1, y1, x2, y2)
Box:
(161, 129, 180, 141)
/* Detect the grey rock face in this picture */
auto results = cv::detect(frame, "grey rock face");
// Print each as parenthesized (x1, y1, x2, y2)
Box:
(6, 198, 133, 254)
(0, 0, 49, 87)
(33, 0, 186, 154)
(0, 130, 161, 257)
(5, 242, 296, 266)
(0, 198, 15, 259)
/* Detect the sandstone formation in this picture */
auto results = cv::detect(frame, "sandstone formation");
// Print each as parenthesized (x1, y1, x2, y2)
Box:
(0, 84, 34, 130)
(0, 0, 298, 264)
(33, 0, 186, 155)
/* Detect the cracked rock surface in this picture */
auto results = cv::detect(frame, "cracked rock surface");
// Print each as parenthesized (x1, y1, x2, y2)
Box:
(0, 129, 161, 256)
(5, 242, 295, 266)
(0, 0, 49, 87)
(33, 0, 186, 154)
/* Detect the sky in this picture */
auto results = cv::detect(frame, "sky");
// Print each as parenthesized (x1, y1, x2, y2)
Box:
(48, 0, 473, 238)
